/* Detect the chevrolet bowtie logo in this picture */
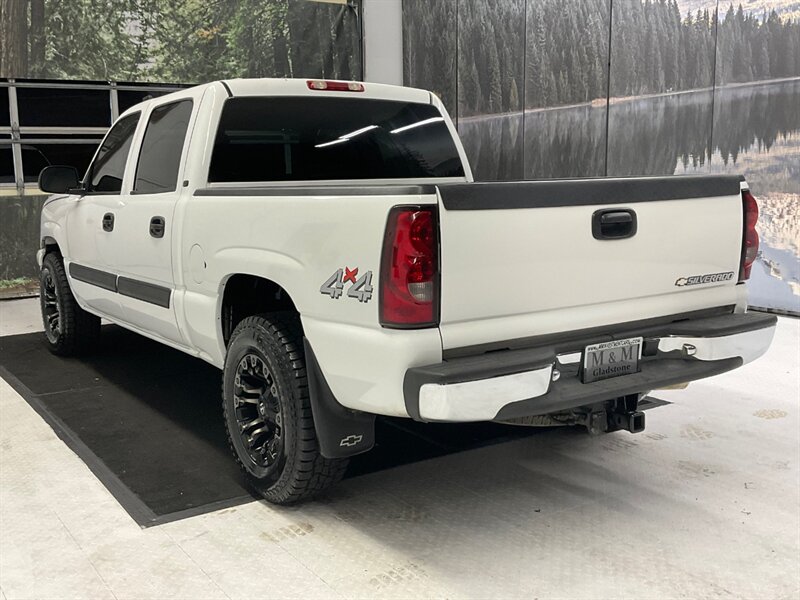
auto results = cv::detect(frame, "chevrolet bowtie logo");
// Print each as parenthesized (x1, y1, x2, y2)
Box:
(339, 434, 363, 447)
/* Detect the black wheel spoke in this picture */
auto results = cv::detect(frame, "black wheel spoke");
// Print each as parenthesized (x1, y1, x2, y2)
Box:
(266, 437, 280, 462)
(239, 416, 265, 432)
(239, 381, 264, 395)
(234, 392, 259, 406)
(233, 353, 284, 469)
(248, 425, 270, 440)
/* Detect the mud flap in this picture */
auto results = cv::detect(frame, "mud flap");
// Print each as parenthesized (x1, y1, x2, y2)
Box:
(303, 338, 376, 459)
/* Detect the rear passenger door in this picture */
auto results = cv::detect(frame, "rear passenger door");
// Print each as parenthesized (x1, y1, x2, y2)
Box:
(112, 98, 194, 344)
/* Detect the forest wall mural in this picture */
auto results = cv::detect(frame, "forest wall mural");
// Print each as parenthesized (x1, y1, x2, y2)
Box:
(404, 0, 800, 313)
(0, 0, 361, 81)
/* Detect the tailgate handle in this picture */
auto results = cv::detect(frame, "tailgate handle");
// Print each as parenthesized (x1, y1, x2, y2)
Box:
(592, 209, 637, 240)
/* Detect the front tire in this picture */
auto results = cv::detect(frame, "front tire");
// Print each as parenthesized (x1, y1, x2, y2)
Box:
(39, 252, 101, 355)
(222, 313, 348, 504)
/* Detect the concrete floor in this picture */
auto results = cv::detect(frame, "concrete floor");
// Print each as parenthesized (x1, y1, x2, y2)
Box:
(1, 297, 799, 600)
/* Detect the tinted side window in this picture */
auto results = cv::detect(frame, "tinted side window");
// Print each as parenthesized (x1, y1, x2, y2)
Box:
(89, 113, 140, 193)
(134, 100, 193, 194)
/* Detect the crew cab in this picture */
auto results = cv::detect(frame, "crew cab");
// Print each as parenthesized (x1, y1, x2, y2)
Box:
(36, 78, 776, 503)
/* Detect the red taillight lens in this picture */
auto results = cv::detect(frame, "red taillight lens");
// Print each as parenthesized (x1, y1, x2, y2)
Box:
(740, 189, 759, 281)
(306, 80, 365, 92)
(380, 207, 439, 328)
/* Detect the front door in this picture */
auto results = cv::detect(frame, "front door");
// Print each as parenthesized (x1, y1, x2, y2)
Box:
(65, 112, 141, 321)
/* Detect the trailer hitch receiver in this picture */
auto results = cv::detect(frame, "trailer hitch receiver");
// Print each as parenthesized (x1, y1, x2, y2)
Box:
(607, 394, 646, 433)
(609, 409, 645, 433)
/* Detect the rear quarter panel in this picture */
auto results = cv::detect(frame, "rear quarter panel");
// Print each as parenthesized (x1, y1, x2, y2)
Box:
(178, 190, 443, 417)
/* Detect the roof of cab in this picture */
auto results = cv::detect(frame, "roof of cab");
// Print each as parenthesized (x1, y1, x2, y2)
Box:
(221, 78, 431, 104)
(117, 78, 433, 121)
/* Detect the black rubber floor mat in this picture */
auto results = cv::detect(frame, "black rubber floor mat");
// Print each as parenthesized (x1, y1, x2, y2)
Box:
(0, 326, 548, 526)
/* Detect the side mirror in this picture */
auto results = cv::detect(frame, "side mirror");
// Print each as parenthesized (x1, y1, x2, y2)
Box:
(38, 165, 81, 194)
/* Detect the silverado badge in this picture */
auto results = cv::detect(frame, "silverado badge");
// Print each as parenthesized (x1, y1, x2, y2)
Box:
(675, 271, 735, 287)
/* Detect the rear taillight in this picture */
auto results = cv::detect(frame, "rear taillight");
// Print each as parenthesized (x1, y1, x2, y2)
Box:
(380, 207, 439, 328)
(739, 189, 759, 281)
(307, 80, 365, 92)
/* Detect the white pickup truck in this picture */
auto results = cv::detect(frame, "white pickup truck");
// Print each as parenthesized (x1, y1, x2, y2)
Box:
(37, 78, 776, 504)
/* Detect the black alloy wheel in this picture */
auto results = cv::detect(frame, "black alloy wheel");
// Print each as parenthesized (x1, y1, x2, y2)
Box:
(41, 267, 61, 344)
(232, 353, 285, 473)
(39, 252, 100, 355)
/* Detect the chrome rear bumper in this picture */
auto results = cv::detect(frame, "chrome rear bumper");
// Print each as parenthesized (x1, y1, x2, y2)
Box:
(404, 311, 777, 422)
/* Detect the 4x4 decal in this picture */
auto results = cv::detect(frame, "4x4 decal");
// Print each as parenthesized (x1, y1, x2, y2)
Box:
(320, 267, 374, 303)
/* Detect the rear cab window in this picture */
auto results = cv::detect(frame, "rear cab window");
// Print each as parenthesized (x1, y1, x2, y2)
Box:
(208, 97, 464, 183)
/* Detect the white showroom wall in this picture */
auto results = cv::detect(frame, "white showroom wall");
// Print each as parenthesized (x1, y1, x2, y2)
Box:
(363, 0, 403, 85)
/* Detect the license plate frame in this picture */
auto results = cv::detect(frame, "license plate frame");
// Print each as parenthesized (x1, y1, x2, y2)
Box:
(582, 336, 643, 384)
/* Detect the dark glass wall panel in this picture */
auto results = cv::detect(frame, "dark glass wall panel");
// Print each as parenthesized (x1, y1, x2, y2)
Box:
(17, 87, 111, 127)
(0, 89, 9, 126)
(606, 0, 717, 177)
(403, 0, 458, 118)
(19, 142, 99, 181)
(0, 144, 14, 184)
(457, 0, 525, 180)
(523, 0, 610, 178)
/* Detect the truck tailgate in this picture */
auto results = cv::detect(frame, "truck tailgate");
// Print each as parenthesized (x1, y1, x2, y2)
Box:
(435, 176, 746, 351)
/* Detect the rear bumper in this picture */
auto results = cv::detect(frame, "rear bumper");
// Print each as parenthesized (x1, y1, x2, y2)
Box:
(403, 311, 777, 422)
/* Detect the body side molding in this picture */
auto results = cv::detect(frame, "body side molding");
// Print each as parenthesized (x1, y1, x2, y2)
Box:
(117, 277, 171, 309)
(68, 263, 171, 308)
(69, 263, 118, 292)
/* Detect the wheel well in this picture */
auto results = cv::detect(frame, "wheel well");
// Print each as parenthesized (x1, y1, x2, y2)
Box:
(42, 237, 60, 255)
(221, 275, 298, 346)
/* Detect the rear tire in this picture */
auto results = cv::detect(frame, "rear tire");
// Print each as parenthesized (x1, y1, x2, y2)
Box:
(222, 313, 348, 504)
(39, 252, 101, 355)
